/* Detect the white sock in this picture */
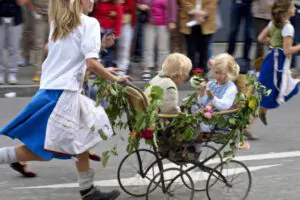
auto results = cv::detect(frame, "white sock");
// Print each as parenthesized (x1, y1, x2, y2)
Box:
(77, 168, 95, 191)
(0, 147, 17, 164)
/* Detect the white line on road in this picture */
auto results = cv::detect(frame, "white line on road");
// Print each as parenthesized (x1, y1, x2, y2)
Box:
(13, 150, 300, 190)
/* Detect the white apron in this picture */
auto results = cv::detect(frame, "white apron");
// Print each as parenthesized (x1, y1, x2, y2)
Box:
(44, 91, 113, 155)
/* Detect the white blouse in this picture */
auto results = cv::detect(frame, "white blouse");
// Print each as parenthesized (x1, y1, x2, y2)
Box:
(40, 14, 101, 91)
(198, 80, 238, 111)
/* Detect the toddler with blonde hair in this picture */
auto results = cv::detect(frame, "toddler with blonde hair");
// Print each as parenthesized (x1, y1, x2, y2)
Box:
(198, 53, 240, 111)
(144, 53, 192, 114)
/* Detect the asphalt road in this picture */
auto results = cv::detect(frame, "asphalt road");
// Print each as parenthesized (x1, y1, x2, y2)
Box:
(1, 91, 300, 200)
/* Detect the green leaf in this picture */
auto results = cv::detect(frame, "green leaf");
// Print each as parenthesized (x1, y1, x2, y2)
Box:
(98, 129, 108, 141)
(228, 118, 236, 126)
(223, 151, 234, 158)
(102, 151, 110, 167)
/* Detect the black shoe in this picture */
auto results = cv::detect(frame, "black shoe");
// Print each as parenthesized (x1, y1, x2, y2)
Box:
(259, 112, 268, 126)
(10, 162, 37, 178)
(83, 187, 120, 200)
(244, 130, 259, 140)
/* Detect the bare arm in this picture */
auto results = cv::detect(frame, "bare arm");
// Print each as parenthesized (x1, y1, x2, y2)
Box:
(86, 58, 119, 82)
(258, 26, 271, 45)
(283, 36, 300, 56)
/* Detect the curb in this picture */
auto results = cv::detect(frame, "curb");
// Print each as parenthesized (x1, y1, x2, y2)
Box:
(0, 82, 193, 98)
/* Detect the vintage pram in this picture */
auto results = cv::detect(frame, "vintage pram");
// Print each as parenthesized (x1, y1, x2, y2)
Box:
(116, 75, 254, 200)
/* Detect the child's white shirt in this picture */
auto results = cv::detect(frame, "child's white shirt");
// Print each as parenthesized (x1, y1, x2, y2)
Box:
(198, 80, 238, 111)
(40, 14, 101, 91)
(40, 14, 114, 155)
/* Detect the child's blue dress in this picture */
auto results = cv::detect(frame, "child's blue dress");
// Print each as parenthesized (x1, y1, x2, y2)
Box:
(258, 48, 299, 109)
(0, 90, 70, 160)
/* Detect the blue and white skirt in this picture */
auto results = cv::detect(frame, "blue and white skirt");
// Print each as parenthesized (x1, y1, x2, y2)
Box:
(0, 90, 70, 160)
(258, 48, 299, 109)
(0, 89, 113, 161)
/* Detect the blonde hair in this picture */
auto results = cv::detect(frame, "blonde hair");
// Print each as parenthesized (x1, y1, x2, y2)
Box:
(49, 0, 82, 41)
(160, 53, 192, 80)
(210, 53, 240, 81)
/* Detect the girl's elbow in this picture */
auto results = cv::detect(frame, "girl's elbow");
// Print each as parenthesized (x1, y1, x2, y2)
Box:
(86, 59, 96, 71)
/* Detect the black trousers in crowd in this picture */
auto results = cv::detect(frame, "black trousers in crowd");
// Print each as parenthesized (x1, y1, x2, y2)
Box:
(185, 25, 212, 73)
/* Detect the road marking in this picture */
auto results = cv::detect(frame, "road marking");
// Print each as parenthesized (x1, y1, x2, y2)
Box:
(14, 150, 300, 190)
(14, 164, 280, 189)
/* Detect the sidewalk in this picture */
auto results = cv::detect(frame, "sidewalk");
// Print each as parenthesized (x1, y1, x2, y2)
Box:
(0, 43, 257, 97)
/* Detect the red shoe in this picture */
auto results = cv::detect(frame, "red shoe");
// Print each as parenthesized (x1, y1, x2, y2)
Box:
(10, 162, 37, 178)
(89, 153, 101, 162)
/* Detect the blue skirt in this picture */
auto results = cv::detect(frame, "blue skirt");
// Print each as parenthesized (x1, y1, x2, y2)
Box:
(258, 49, 298, 109)
(0, 90, 71, 161)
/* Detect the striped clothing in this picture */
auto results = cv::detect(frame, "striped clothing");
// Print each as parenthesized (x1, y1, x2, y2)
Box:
(32, 0, 48, 15)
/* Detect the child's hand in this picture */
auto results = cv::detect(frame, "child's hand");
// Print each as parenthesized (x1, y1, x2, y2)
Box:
(102, 33, 116, 49)
(116, 75, 132, 83)
(194, 10, 208, 24)
(168, 23, 176, 30)
(206, 89, 214, 98)
(199, 82, 206, 97)
(108, 11, 117, 18)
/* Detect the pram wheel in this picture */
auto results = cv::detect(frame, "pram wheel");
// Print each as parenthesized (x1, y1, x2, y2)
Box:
(206, 160, 252, 200)
(146, 168, 194, 200)
(117, 149, 158, 197)
(180, 144, 223, 191)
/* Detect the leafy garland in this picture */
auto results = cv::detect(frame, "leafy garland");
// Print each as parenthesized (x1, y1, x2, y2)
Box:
(93, 75, 270, 166)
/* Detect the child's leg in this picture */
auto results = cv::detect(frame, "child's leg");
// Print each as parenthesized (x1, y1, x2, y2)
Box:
(76, 152, 120, 200)
(0, 145, 44, 164)
(259, 106, 268, 126)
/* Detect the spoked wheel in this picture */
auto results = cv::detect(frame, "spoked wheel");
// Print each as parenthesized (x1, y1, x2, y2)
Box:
(146, 168, 194, 200)
(206, 160, 252, 200)
(180, 144, 223, 191)
(117, 149, 158, 197)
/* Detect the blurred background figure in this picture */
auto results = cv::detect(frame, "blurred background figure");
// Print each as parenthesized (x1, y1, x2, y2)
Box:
(19, 5, 34, 67)
(92, 0, 123, 68)
(252, 0, 274, 72)
(226, 0, 253, 72)
(137, 0, 177, 81)
(0, 0, 28, 84)
(291, 0, 300, 77)
(170, 0, 186, 54)
(116, 0, 136, 75)
(179, 0, 218, 75)
(29, 0, 49, 83)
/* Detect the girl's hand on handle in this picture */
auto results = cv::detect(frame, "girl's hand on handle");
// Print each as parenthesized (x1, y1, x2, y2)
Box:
(116, 75, 131, 83)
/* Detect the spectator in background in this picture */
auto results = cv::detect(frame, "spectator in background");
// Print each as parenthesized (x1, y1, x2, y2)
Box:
(19, 5, 34, 67)
(116, 0, 136, 75)
(131, 6, 144, 63)
(179, 0, 218, 75)
(170, 0, 186, 54)
(291, 0, 300, 77)
(227, 0, 253, 62)
(29, 0, 49, 83)
(137, 0, 177, 81)
(252, 0, 274, 72)
(0, 0, 28, 84)
(92, 0, 123, 68)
